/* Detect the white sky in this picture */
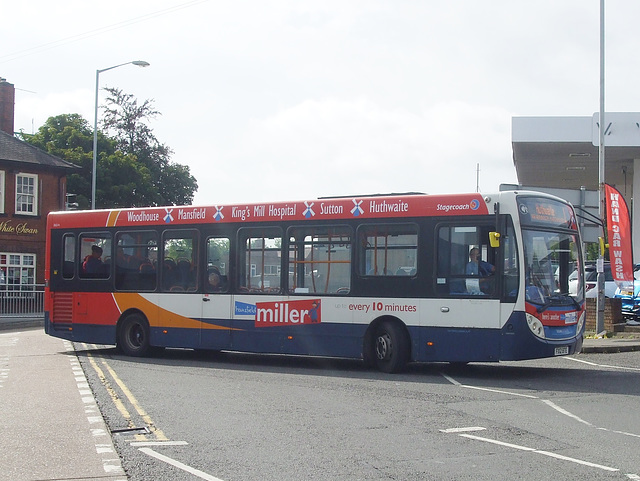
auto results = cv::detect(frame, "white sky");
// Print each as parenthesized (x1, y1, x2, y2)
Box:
(2, 0, 640, 206)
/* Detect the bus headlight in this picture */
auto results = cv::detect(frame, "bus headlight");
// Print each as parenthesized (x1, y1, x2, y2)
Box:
(526, 313, 546, 339)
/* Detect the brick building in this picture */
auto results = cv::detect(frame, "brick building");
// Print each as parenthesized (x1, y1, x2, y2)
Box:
(0, 78, 78, 292)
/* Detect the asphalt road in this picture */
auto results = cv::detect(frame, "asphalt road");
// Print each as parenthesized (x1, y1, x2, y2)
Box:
(76, 345, 640, 481)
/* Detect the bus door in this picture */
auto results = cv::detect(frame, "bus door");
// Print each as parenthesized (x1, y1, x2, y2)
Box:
(200, 236, 232, 350)
(431, 223, 503, 360)
(153, 230, 203, 348)
(200, 292, 232, 350)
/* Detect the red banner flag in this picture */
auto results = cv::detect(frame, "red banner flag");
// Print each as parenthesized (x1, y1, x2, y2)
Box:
(605, 184, 633, 285)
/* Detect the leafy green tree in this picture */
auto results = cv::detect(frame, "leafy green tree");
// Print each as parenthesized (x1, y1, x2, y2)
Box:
(20, 114, 151, 210)
(21, 88, 197, 209)
(102, 87, 198, 206)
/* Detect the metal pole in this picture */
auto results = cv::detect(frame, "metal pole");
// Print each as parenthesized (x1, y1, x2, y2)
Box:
(91, 69, 100, 210)
(90, 61, 150, 210)
(596, 0, 606, 334)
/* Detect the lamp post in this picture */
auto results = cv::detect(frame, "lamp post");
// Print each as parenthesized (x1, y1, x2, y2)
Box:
(91, 60, 150, 209)
(596, 0, 605, 334)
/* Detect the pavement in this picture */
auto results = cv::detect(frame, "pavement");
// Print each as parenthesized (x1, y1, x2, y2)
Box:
(0, 316, 638, 480)
(0, 317, 126, 481)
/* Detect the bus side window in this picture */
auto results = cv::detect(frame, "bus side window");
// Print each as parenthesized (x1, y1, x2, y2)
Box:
(162, 230, 198, 292)
(357, 224, 418, 277)
(288, 226, 351, 295)
(62, 234, 75, 279)
(115, 231, 158, 291)
(206, 237, 230, 293)
(436, 225, 496, 297)
(238, 228, 282, 293)
(78, 234, 111, 279)
(501, 221, 519, 301)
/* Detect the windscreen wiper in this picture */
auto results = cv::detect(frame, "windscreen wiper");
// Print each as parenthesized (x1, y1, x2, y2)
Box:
(536, 293, 580, 313)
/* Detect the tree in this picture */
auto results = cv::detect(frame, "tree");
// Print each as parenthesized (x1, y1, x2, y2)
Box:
(21, 89, 198, 209)
(20, 114, 151, 210)
(102, 87, 198, 206)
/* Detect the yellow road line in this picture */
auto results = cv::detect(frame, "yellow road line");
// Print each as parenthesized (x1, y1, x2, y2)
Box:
(82, 344, 165, 442)
(86, 352, 143, 440)
(101, 360, 168, 441)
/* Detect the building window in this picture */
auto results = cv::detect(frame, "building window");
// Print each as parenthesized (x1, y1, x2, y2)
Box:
(0, 170, 5, 213)
(0, 253, 36, 292)
(15, 173, 38, 215)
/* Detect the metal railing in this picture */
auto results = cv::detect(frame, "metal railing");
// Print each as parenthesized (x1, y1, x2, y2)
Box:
(0, 284, 45, 318)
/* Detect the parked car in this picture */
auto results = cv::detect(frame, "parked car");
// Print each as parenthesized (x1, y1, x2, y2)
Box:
(568, 262, 617, 298)
(614, 264, 640, 323)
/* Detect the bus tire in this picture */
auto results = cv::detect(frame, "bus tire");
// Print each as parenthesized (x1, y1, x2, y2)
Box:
(118, 313, 151, 357)
(373, 320, 409, 373)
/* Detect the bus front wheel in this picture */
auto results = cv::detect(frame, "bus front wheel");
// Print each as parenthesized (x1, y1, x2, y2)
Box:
(373, 321, 409, 373)
(118, 313, 151, 357)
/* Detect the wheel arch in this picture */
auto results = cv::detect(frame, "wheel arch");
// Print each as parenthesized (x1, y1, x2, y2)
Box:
(116, 308, 154, 352)
(362, 315, 412, 366)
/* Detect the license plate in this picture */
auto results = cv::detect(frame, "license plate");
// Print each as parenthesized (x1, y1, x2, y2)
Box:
(554, 346, 569, 356)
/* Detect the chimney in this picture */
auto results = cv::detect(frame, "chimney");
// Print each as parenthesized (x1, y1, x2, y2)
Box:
(0, 78, 15, 135)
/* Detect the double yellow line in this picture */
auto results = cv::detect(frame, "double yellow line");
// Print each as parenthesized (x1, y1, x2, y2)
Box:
(84, 347, 167, 442)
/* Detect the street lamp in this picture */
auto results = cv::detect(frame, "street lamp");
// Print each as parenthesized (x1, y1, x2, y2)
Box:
(91, 60, 150, 209)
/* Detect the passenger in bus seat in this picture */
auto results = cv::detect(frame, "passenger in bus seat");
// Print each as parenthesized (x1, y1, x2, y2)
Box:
(115, 250, 131, 270)
(139, 262, 156, 290)
(162, 259, 177, 290)
(176, 259, 192, 289)
(82, 245, 104, 275)
(207, 266, 226, 292)
(127, 256, 142, 271)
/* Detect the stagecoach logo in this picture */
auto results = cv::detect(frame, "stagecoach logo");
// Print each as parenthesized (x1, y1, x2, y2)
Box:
(164, 208, 174, 223)
(351, 199, 364, 217)
(519, 203, 529, 215)
(255, 299, 321, 327)
(213, 206, 224, 222)
(470, 199, 480, 210)
(303, 201, 315, 218)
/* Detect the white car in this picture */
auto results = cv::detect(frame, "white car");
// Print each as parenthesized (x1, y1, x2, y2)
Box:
(568, 263, 617, 298)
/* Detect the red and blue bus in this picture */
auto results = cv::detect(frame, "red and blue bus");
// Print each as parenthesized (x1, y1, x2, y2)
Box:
(44, 190, 585, 372)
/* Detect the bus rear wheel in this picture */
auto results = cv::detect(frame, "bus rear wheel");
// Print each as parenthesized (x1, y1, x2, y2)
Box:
(373, 321, 409, 373)
(118, 313, 151, 357)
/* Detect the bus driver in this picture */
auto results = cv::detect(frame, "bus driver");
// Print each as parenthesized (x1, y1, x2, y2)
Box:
(466, 247, 494, 277)
(465, 247, 494, 295)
